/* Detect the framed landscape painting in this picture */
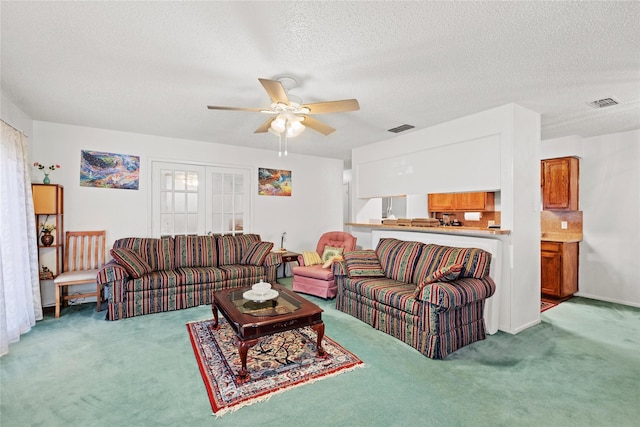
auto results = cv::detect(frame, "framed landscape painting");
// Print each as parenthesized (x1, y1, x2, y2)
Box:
(80, 150, 140, 190)
(258, 167, 292, 196)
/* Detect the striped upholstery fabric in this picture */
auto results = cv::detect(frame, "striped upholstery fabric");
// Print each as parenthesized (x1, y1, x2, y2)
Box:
(241, 241, 274, 266)
(110, 248, 152, 278)
(417, 277, 495, 309)
(413, 244, 492, 285)
(334, 239, 496, 359)
(99, 233, 280, 320)
(343, 250, 385, 277)
(375, 238, 422, 283)
(174, 235, 217, 268)
(217, 234, 260, 265)
(113, 236, 174, 271)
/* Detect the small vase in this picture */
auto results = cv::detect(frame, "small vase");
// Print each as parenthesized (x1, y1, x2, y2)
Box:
(41, 231, 54, 246)
(43, 174, 50, 184)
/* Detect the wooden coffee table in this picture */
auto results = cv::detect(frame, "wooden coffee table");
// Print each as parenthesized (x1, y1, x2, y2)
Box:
(212, 283, 325, 381)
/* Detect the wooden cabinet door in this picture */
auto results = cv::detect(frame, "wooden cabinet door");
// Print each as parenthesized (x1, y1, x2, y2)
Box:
(428, 193, 455, 211)
(541, 243, 562, 296)
(542, 157, 579, 210)
(541, 241, 579, 298)
(454, 192, 495, 211)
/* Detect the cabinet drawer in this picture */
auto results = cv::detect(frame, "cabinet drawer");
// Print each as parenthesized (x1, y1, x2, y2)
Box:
(541, 241, 561, 252)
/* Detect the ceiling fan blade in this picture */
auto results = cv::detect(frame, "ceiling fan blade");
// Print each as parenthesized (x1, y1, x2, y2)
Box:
(302, 99, 360, 114)
(207, 105, 263, 112)
(254, 117, 275, 133)
(258, 78, 290, 105)
(301, 115, 336, 136)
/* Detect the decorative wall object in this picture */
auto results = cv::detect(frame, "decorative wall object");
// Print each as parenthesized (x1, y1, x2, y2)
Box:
(80, 150, 139, 190)
(258, 168, 291, 196)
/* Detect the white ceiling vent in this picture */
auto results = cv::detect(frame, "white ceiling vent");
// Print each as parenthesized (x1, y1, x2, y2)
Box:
(587, 97, 620, 109)
(388, 124, 415, 133)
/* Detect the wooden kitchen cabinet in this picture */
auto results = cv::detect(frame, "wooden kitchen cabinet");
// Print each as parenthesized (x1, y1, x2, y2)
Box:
(541, 156, 579, 210)
(428, 192, 495, 212)
(428, 193, 455, 211)
(541, 241, 578, 298)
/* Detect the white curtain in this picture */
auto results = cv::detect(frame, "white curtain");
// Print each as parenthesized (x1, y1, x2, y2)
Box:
(0, 120, 42, 357)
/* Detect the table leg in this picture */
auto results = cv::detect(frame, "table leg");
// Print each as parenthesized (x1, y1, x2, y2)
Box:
(237, 338, 258, 382)
(211, 302, 219, 329)
(311, 322, 327, 358)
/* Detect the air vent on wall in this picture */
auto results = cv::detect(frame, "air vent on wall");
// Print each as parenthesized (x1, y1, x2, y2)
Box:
(587, 97, 620, 109)
(388, 124, 415, 133)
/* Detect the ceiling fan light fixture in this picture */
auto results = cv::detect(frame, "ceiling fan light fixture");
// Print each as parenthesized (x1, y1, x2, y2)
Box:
(270, 114, 287, 133)
(286, 118, 305, 137)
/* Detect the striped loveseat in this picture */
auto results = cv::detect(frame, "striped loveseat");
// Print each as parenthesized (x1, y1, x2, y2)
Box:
(97, 234, 281, 320)
(334, 238, 495, 359)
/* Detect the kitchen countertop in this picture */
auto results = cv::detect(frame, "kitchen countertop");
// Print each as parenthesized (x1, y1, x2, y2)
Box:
(541, 232, 583, 243)
(346, 223, 510, 236)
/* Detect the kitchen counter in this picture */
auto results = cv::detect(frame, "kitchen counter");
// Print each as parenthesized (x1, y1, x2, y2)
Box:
(346, 223, 510, 236)
(541, 232, 582, 243)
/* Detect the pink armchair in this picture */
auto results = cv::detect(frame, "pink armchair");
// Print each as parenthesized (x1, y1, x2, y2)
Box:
(292, 231, 357, 299)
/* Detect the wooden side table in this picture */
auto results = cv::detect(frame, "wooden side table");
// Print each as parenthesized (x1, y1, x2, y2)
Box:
(274, 251, 300, 278)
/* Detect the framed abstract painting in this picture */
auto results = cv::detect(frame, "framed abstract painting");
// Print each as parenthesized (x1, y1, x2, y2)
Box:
(80, 150, 140, 190)
(258, 168, 291, 196)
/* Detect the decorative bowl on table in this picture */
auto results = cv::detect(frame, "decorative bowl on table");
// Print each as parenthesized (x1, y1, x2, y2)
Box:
(243, 281, 278, 302)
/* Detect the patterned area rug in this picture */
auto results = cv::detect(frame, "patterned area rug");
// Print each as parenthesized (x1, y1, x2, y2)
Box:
(187, 318, 364, 416)
(541, 300, 558, 312)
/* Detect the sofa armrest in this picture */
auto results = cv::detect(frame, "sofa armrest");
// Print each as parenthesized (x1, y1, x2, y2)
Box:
(263, 252, 282, 268)
(332, 260, 348, 277)
(97, 260, 129, 284)
(417, 277, 496, 310)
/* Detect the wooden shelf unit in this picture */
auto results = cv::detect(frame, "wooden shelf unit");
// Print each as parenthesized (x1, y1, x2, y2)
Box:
(32, 184, 64, 279)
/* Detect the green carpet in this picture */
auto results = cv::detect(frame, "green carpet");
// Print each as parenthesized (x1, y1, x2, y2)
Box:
(1, 279, 639, 426)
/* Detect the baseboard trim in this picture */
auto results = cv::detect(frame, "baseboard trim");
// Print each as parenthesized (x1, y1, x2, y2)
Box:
(574, 292, 640, 308)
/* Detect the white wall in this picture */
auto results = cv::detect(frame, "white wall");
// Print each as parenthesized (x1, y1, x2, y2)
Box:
(542, 130, 640, 306)
(31, 121, 345, 304)
(351, 104, 542, 334)
(1, 92, 33, 137)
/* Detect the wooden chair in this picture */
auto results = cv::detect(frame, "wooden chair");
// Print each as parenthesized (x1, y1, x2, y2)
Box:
(53, 231, 106, 318)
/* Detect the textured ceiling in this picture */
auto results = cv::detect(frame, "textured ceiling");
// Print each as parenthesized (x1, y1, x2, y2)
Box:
(2, 1, 639, 166)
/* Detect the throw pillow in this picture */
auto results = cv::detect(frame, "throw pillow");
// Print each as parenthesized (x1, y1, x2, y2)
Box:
(110, 248, 153, 279)
(321, 246, 344, 263)
(302, 251, 323, 266)
(414, 264, 463, 295)
(241, 241, 274, 266)
(322, 254, 344, 269)
(344, 250, 385, 277)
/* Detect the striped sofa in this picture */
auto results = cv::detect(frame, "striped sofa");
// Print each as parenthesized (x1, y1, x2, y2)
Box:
(97, 234, 281, 320)
(334, 238, 496, 359)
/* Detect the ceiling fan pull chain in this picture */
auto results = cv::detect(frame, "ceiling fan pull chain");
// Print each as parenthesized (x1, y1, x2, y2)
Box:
(278, 132, 283, 157)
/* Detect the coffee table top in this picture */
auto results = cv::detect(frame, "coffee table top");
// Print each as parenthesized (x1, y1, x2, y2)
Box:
(213, 284, 323, 340)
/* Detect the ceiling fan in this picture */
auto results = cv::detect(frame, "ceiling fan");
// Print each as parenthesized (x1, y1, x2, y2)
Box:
(207, 78, 360, 138)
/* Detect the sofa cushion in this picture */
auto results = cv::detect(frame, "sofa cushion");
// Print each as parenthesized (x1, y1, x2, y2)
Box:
(217, 234, 260, 265)
(302, 251, 323, 266)
(321, 246, 344, 263)
(292, 264, 334, 280)
(126, 270, 181, 292)
(110, 248, 153, 279)
(344, 277, 421, 315)
(375, 238, 422, 284)
(344, 250, 386, 277)
(413, 244, 492, 285)
(113, 236, 174, 271)
(174, 266, 226, 285)
(322, 255, 343, 269)
(218, 264, 265, 281)
(241, 241, 274, 266)
(414, 264, 463, 296)
(174, 235, 217, 268)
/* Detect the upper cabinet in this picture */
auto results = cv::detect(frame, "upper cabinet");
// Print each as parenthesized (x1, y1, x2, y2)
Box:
(541, 156, 579, 210)
(428, 192, 495, 212)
